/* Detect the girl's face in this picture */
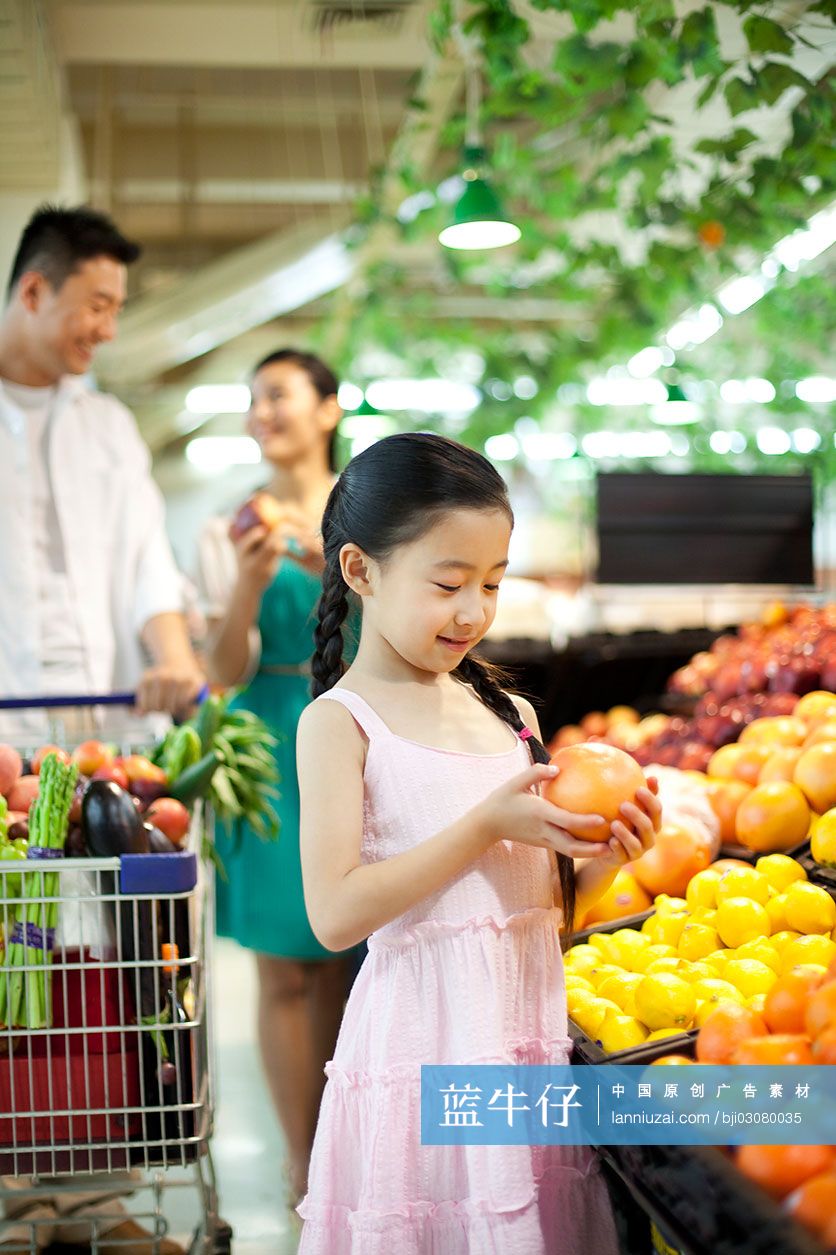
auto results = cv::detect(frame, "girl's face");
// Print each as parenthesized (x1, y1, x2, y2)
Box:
(351, 507, 512, 676)
(246, 361, 339, 467)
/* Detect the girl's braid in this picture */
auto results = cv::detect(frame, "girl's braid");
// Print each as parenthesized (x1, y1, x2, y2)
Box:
(311, 558, 349, 697)
(455, 653, 577, 937)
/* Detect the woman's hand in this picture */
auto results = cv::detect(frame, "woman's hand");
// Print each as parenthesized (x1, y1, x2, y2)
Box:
(475, 764, 613, 860)
(597, 777, 662, 869)
(270, 502, 326, 576)
(231, 523, 285, 593)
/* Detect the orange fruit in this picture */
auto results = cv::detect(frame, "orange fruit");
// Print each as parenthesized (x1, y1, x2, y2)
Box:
(794, 743, 836, 813)
(737, 1144, 835, 1200)
(811, 1026, 836, 1064)
(545, 743, 646, 843)
(631, 823, 713, 898)
(696, 1004, 768, 1064)
(763, 967, 824, 1034)
(711, 857, 757, 875)
(708, 743, 772, 784)
(740, 716, 808, 747)
(802, 720, 836, 750)
(735, 782, 811, 853)
(804, 982, 836, 1039)
(795, 691, 836, 728)
(759, 747, 804, 784)
(649, 1054, 694, 1066)
(707, 780, 752, 843)
(582, 868, 652, 926)
(731, 1034, 814, 1066)
(784, 1172, 836, 1238)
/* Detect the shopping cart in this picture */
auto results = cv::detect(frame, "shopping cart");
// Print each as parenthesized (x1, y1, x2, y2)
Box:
(0, 695, 232, 1254)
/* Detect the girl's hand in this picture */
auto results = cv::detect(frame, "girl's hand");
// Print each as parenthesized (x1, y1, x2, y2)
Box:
(231, 523, 284, 593)
(475, 764, 613, 860)
(599, 777, 662, 869)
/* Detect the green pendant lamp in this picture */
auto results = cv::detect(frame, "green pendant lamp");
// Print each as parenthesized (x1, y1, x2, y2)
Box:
(439, 145, 521, 250)
(438, 53, 520, 251)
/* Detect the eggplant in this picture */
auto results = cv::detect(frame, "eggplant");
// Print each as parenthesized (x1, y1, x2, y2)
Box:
(144, 823, 178, 855)
(81, 781, 149, 857)
(81, 782, 159, 1026)
(129, 778, 168, 808)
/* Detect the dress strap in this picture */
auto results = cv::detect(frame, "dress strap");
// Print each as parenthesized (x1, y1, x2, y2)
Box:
(316, 688, 392, 741)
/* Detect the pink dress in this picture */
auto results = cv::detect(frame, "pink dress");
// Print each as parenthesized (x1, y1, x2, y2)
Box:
(297, 688, 619, 1255)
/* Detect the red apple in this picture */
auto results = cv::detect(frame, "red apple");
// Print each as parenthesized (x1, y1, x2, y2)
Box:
(229, 491, 284, 541)
(0, 744, 22, 796)
(6, 775, 40, 813)
(71, 740, 114, 776)
(145, 798, 191, 846)
(92, 763, 129, 790)
(31, 744, 71, 774)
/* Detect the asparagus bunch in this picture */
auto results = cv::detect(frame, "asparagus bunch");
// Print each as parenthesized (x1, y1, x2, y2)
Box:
(0, 753, 78, 1028)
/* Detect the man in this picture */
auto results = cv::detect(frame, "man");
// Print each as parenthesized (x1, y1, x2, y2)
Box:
(0, 206, 202, 1252)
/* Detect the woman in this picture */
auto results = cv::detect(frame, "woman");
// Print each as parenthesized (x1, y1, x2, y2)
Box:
(198, 348, 354, 1208)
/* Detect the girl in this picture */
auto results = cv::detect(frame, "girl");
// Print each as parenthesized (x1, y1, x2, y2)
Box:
(197, 349, 355, 1208)
(295, 433, 661, 1254)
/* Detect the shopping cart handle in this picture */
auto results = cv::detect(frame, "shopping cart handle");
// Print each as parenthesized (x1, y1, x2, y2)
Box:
(0, 685, 211, 711)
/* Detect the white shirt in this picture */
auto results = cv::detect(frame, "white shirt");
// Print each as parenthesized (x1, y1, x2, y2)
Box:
(0, 376, 184, 732)
(3, 380, 87, 684)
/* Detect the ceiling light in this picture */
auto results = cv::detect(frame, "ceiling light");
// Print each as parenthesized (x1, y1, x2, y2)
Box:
(756, 427, 792, 455)
(485, 433, 519, 461)
(365, 378, 481, 414)
(586, 377, 666, 406)
(337, 382, 364, 410)
(720, 378, 776, 404)
(185, 384, 251, 414)
(186, 436, 260, 472)
(650, 383, 700, 425)
(791, 427, 822, 453)
(795, 376, 836, 403)
(717, 275, 766, 315)
(665, 303, 724, 350)
(627, 347, 666, 378)
(520, 431, 577, 460)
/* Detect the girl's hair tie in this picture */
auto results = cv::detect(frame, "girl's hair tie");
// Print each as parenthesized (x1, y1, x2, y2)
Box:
(518, 726, 533, 741)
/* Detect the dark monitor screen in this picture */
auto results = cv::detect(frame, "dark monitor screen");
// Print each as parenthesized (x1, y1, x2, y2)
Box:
(596, 472, 814, 585)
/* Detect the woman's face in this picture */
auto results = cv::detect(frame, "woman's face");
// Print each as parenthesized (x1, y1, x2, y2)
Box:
(247, 360, 339, 468)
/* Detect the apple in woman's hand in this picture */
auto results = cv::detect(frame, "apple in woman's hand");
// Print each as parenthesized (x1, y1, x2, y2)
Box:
(230, 492, 283, 541)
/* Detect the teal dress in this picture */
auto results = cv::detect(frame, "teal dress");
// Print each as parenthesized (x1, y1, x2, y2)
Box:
(215, 559, 339, 960)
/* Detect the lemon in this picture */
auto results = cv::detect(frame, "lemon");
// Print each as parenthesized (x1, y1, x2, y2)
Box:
(693, 982, 746, 1025)
(597, 1008, 649, 1054)
(598, 972, 644, 1017)
(703, 950, 731, 975)
(723, 958, 777, 998)
(716, 868, 771, 906)
(733, 939, 781, 973)
(565, 975, 596, 996)
(635, 973, 696, 1031)
(587, 963, 627, 989)
(810, 809, 836, 869)
(755, 854, 808, 892)
(686, 869, 722, 911)
(569, 995, 622, 1037)
(565, 945, 600, 977)
(692, 977, 746, 1006)
(646, 957, 691, 976)
(654, 895, 689, 915)
(678, 922, 722, 961)
(716, 897, 771, 948)
(784, 883, 836, 935)
(690, 907, 718, 926)
(688, 961, 719, 981)
(766, 893, 791, 934)
(607, 929, 650, 970)
(586, 933, 616, 958)
(769, 929, 802, 954)
(781, 934, 836, 973)
(646, 1028, 687, 1042)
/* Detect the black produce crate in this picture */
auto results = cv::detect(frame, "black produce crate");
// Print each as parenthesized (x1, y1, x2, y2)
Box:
(565, 908, 655, 951)
(598, 1143, 830, 1255)
(794, 838, 836, 892)
(716, 843, 758, 865)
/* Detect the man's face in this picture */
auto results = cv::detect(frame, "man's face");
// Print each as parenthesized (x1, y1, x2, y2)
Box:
(25, 256, 127, 379)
